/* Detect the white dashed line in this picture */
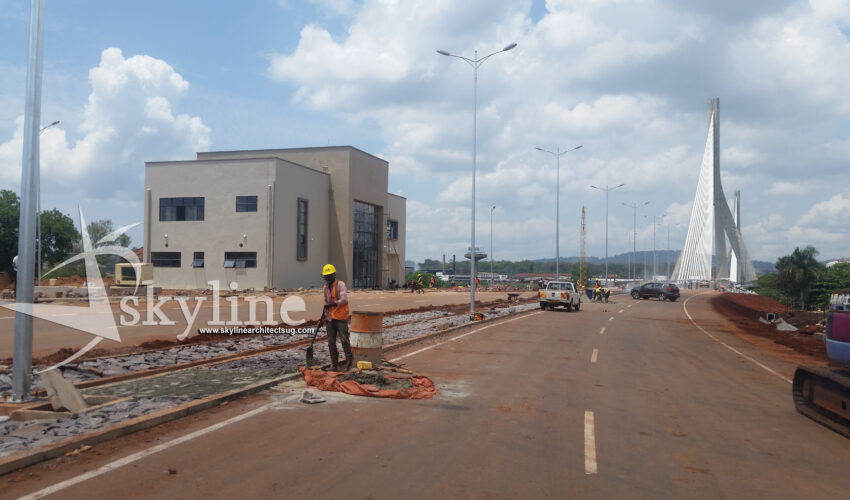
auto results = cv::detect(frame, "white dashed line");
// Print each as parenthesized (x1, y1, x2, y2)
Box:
(585, 410, 598, 474)
(599, 327, 605, 335)
(608, 316, 614, 321)
(591, 348, 598, 363)
(618, 309, 624, 314)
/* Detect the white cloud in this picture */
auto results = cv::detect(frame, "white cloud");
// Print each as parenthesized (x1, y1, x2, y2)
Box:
(266, 0, 850, 262)
(0, 48, 210, 201)
(799, 192, 850, 226)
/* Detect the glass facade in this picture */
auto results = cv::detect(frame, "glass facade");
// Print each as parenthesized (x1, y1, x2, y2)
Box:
(353, 200, 380, 288)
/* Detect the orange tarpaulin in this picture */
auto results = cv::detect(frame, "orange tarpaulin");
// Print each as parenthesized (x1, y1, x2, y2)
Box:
(298, 367, 438, 400)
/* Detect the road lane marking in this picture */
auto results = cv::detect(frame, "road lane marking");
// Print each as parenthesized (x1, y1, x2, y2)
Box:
(19, 402, 274, 500)
(390, 312, 543, 363)
(682, 294, 792, 384)
(599, 327, 605, 335)
(627, 305, 632, 308)
(591, 349, 598, 363)
(608, 316, 614, 321)
(618, 309, 623, 314)
(585, 410, 598, 474)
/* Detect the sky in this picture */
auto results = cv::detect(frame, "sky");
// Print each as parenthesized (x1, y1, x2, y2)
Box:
(1, 0, 849, 267)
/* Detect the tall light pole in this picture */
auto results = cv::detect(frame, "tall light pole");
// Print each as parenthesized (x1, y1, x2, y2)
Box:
(590, 183, 625, 285)
(622, 201, 649, 280)
(437, 42, 517, 315)
(536, 145, 582, 280)
(645, 213, 666, 279)
(37, 120, 59, 283)
(14, 0, 46, 401)
(489, 205, 496, 287)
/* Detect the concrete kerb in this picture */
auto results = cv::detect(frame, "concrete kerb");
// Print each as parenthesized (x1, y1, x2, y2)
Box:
(0, 305, 538, 476)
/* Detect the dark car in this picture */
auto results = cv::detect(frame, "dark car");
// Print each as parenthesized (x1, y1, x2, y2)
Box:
(631, 282, 680, 301)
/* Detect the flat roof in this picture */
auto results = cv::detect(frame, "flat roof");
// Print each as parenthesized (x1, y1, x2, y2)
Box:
(197, 145, 388, 164)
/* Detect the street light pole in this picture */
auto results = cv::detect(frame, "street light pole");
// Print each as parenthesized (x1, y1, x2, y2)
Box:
(13, 0, 46, 401)
(645, 213, 666, 279)
(489, 206, 495, 286)
(437, 42, 516, 315)
(37, 120, 59, 283)
(535, 145, 582, 280)
(622, 201, 649, 280)
(590, 183, 625, 285)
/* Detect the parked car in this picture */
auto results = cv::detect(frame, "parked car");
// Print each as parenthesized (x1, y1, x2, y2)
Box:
(539, 281, 582, 311)
(631, 282, 680, 301)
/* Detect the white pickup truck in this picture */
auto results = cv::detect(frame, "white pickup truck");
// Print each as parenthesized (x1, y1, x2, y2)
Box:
(539, 281, 582, 311)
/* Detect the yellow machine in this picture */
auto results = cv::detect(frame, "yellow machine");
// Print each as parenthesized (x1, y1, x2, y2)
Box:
(114, 263, 153, 285)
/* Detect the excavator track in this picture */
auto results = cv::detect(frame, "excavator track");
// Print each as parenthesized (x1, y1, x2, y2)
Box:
(792, 365, 850, 438)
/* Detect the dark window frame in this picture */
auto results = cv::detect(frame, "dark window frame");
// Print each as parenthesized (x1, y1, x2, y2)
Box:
(151, 251, 181, 268)
(236, 195, 258, 213)
(192, 251, 204, 268)
(224, 251, 257, 269)
(297, 198, 308, 261)
(387, 219, 399, 240)
(159, 197, 205, 221)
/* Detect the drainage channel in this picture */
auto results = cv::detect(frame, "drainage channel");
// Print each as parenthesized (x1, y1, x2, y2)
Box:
(0, 301, 538, 459)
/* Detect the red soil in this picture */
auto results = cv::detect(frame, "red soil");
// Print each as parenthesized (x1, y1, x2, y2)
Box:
(711, 293, 827, 362)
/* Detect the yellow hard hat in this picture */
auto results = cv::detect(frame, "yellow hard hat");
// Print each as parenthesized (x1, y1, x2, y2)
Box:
(322, 264, 336, 275)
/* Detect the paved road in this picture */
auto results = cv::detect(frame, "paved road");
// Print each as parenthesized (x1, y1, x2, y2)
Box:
(6, 291, 850, 499)
(0, 289, 529, 358)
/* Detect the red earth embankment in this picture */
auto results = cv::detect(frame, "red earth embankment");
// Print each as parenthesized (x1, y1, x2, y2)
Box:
(711, 293, 827, 362)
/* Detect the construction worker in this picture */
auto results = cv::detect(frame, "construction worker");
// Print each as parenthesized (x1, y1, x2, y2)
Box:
(321, 264, 352, 371)
(429, 275, 435, 289)
(11, 255, 17, 294)
(416, 273, 424, 289)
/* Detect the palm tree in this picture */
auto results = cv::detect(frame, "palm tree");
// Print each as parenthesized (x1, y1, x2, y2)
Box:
(776, 246, 824, 310)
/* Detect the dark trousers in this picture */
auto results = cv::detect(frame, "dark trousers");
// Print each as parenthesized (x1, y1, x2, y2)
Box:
(327, 319, 352, 367)
(11, 270, 16, 291)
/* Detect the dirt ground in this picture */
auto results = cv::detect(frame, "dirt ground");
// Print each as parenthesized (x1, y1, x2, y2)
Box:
(711, 293, 828, 362)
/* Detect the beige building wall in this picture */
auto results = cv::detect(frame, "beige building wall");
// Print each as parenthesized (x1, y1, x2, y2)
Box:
(144, 158, 328, 290)
(385, 193, 406, 286)
(197, 147, 390, 288)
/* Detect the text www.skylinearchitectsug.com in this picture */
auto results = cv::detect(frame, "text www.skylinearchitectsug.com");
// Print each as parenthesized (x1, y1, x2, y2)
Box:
(197, 326, 316, 336)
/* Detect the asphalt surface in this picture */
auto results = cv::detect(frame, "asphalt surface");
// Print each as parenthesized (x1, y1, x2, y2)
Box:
(5, 291, 850, 499)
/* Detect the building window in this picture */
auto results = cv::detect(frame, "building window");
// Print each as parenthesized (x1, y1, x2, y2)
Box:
(387, 219, 398, 240)
(192, 252, 204, 268)
(159, 197, 204, 221)
(353, 201, 380, 288)
(236, 196, 258, 212)
(151, 252, 181, 267)
(297, 198, 308, 260)
(224, 252, 257, 268)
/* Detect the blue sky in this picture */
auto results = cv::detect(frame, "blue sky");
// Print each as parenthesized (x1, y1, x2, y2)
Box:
(2, 0, 850, 266)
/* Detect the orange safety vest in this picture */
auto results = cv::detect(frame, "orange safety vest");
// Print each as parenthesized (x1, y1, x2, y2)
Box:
(326, 280, 350, 321)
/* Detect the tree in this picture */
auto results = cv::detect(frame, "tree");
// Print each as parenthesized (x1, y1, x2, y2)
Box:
(86, 219, 131, 248)
(775, 246, 824, 310)
(0, 189, 20, 273)
(38, 209, 80, 269)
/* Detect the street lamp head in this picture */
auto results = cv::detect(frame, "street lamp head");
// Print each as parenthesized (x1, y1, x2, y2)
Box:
(502, 43, 517, 52)
(590, 185, 598, 190)
(436, 50, 451, 56)
(534, 147, 544, 152)
(573, 145, 583, 151)
(616, 183, 625, 188)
